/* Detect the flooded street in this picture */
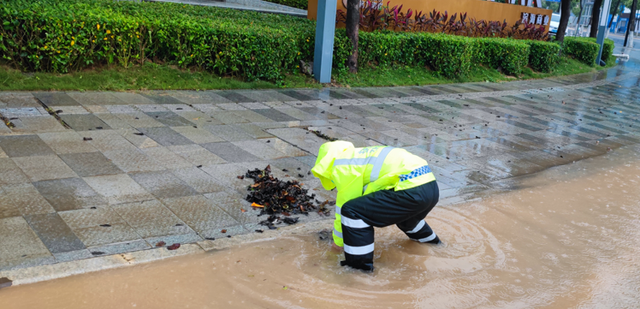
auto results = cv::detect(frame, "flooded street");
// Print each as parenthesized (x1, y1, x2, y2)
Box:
(2, 146, 640, 308)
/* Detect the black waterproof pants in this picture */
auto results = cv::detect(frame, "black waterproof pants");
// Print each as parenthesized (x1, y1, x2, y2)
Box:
(340, 181, 440, 271)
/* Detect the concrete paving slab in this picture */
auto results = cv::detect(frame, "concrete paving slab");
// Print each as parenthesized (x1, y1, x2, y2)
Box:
(161, 195, 242, 236)
(171, 167, 228, 194)
(84, 174, 155, 205)
(101, 149, 163, 173)
(0, 135, 55, 157)
(129, 170, 198, 199)
(59, 114, 111, 131)
(0, 158, 30, 185)
(13, 155, 77, 182)
(138, 127, 194, 146)
(59, 152, 123, 177)
(232, 140, 288, 160)
(33, 92, 80, 107)
(0, 216, 53, 270)
(33, 178, 106, 211)
(171, 126, 225, 144)
(200, 141, 260, 163)
(167, 144, 226, 166)
(143, 146, 193, 169)
(38, 132, 98, 154)
(66, 92, 127, 106)
(145, 111, 195, 127)
(112, 200, 195, 239)
(205, 124, 255, 141)
(24, 213, 86, 254)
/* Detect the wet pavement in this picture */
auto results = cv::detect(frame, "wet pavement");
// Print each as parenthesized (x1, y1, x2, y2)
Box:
(0, 62, 639, 276)
(2, 139, 640, 308)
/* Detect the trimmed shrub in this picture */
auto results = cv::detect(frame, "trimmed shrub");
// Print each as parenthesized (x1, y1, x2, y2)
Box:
(563, 37, 599, 66)
(0, 0, 563, 81)
(526, 41, 561, 72)
(578, 37, 614, 63)
(0, 0, 315, 81)
(342, 30, 475, 78)
(263, 0, 308, 10)
(475, 38, 530, 75)
(602, 38, 614, 62)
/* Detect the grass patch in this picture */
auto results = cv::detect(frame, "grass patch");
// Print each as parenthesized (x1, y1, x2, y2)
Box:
(333, 65, 450, 87)
(333, 56, 605, 88)
(0, 63, 320, 91)
(0, 56, 617, 92)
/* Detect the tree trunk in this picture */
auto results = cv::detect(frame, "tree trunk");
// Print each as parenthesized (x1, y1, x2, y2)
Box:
(624, 0, 638, 46)
(345, 0, 360, 73)
(577, 0, 585, 27)
(557, 0, 572, 42)
(608, 0, 621, 28)
(590, 0, 604, 37)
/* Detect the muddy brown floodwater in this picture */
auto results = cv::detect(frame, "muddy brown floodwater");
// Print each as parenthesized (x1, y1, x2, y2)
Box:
(2, 147, 640, 309)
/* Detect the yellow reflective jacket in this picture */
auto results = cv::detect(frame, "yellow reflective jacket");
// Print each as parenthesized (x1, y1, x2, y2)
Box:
(311, 141, 436, 247)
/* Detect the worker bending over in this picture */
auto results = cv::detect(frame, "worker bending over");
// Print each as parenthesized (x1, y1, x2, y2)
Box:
(312, 141, 441, 271)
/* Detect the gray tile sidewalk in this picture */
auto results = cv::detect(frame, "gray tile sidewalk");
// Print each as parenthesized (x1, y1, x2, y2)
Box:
(1, 65, 640, 272)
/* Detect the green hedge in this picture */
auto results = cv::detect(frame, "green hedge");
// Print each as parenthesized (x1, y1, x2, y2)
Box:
(0, 0, 564, 81)
(563, 37, 599, 66)
(263, 0, 308, 10)
(345, 31, 475, 78)
(475, 38, 530, 75)
(580, 37, 614, 63)
(526, 41, 561, 72)
(0, 0, 315, 81)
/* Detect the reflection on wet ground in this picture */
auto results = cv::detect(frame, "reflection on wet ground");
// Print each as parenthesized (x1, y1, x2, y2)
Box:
(2, 145, 639, 308)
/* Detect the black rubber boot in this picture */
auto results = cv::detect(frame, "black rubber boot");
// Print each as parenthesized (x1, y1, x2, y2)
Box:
(340, 260, 374, 272)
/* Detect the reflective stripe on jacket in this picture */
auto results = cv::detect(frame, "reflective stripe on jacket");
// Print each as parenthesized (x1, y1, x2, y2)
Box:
(311, 141, 436, 247)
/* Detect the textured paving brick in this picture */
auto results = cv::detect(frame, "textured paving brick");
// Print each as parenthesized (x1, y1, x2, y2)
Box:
(84, 174, 155, 205)
(232, 140, 288, 160)
(0, 158, 30, 185)
(171, 126, 224, 144)
(59, 114, 111, 131)
(161, 195, 241, 235)
(0, 135, 55, 157)
(33, 178, 106, 211)
(0, 183, 55, 215)
(138, 127, 194, 146)
(33, 92, 80, 106)
(102, 149, 163, 173)
(143, 146, 192, 169)
(130, 170, 198, 199)
(13, 155, 78, 182)
(0, 216, 52, 270)
(205, 125, 254, 141)
(112, 200, 196, 238)
(145, 111, 195, 127)
(25, 213, 86, 254)
(168, 144, 226, 166)
(59, 152, 123, 177)
(38, 132, 98, 154)
(253, 109, 298, 122)
(171, 167, 227, 194)
(201, 142, 260, 163)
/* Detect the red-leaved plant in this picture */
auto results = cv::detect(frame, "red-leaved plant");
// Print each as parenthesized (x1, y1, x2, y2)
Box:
(337, 2, 551, 41)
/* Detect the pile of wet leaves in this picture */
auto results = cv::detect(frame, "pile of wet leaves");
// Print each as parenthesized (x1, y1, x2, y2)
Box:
(307, 129, 337, 141)
(241, 165, 334, 230)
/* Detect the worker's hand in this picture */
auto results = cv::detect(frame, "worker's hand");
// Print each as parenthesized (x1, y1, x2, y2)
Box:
(331, 241, 344, 253)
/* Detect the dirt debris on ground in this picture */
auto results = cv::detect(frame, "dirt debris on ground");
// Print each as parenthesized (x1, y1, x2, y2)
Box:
(242, 165, 334, 230)
(306, 129, 338, 141)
